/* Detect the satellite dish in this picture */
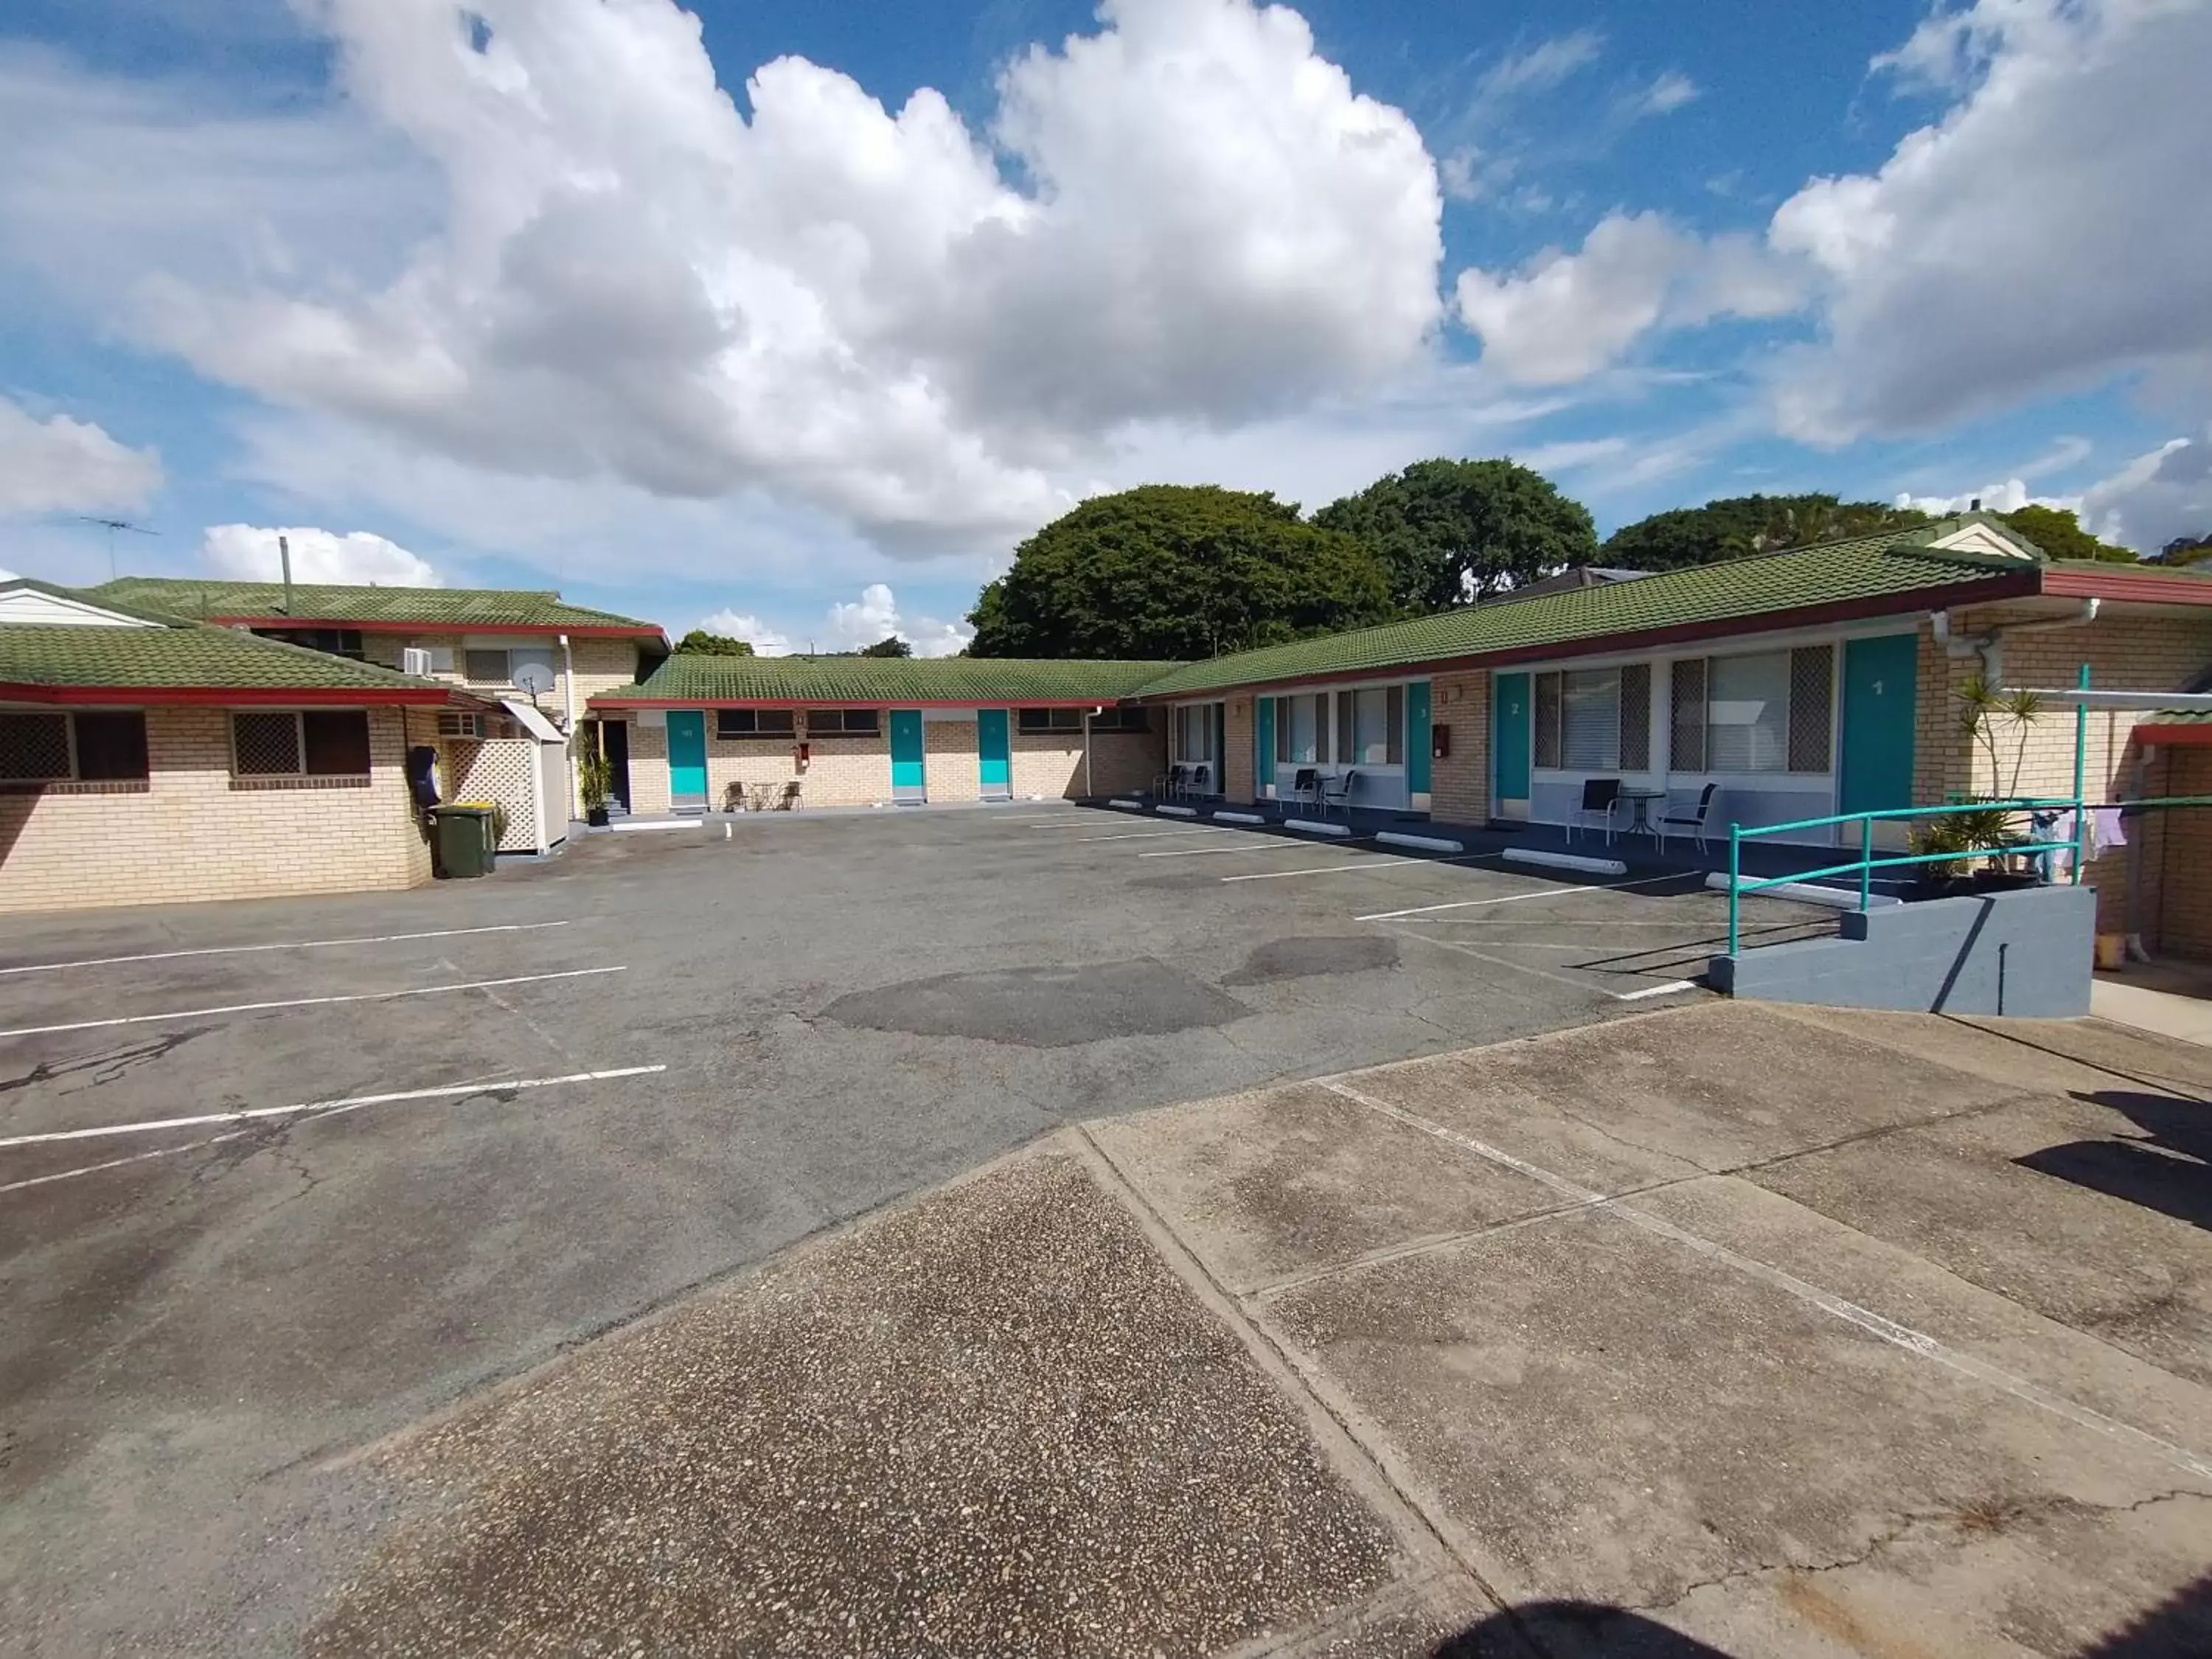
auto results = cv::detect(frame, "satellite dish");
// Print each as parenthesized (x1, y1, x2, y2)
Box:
(512, 661, 558, 700)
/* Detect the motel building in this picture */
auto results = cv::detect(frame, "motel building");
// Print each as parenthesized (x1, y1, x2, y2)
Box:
(585, 656, 1178, 813)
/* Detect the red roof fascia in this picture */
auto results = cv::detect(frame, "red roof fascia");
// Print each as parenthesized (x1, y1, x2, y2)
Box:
(2038, 566, 2212, 605)
(216, 616, 663, 639)
(0, 684, 464, 708)
(586, 695, 1130, 710)
(2133, 722, 2212, 746)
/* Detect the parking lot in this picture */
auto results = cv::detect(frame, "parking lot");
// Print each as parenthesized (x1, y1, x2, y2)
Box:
(4, 802, 2207, 1655)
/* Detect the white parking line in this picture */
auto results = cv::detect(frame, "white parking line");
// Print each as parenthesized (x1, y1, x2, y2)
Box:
(1141, 839, 1352, 858)
(1354, 873, 1683, 922)
(0, 921, 574, 978)
(1072, 827, 1234, 844)
(0, 1064, 669, 1150)
(1221, 858, 1419, 882)
(1615, 979, 1701, 1000)
(0, 966, 625, 1041)
(1321, 1077, 2212, 1485)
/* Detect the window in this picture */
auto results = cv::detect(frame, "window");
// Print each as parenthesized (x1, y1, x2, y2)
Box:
(0, 711, 148, 784)
(1276, 692, 1327, 765)
(231, 710, 372, 777)
(1333, 686, 1405, 766)
(717, 708, 796, 738)
(1670, 647, 1833, 775)
(1017, 706, 1147, 734)
(254, 627, 365, 661)
(462, 646, 555, 687)
(1532, 666, 1649, 771)
(804, 708, 880, 735)
(1174, 703, 1217, 763)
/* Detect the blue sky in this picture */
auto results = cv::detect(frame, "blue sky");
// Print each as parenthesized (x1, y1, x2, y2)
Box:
(1, 0, 2208, 651)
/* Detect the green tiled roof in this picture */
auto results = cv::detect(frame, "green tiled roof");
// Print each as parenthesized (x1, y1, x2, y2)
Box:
(90, 577, 661, 633)
(596, 654, 1182, 705)
(1130, 532, 2035, 698)
(0, 621, 461, 695)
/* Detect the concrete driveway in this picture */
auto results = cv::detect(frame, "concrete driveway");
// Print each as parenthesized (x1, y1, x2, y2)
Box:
(4, 806, 2206, 1654)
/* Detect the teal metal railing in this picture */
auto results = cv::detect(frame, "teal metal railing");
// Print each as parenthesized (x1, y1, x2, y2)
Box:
(1722, 797, 2085, 956)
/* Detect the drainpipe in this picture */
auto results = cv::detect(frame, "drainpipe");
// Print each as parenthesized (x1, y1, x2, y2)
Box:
(1084, 706, 1103, 799)
(559, 631, 579, 819)
(277, 534, 294, 616)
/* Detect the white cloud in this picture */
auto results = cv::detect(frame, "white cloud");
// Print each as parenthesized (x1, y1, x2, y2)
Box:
(1627, 70, 1698, 118)
(10, 0, 1441, 555)
(1512, 437, 1628, 473)
(698, 583, 973, 658)
(1769, 0, 2212, 442)
(1453, 212, 1803, 386)
(1473, 31, 1605, 104)
(1893, 478, 2076, 518)
(201, 523, 444, 585)
(2081, 429, 2212, 553)
(0, 395, 162, 516)
(696, 609, 791, 655)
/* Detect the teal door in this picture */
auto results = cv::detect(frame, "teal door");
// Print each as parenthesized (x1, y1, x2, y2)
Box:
(1492, 672, 1531, 817)
(1840, 634, 1919, 815)
(1254, 697, 1276, 800)
(977, 709, 1011, 798)
(889, 709, 925, 803)
(1406, 680, 1433, 804)
(666, 710, 707, 809)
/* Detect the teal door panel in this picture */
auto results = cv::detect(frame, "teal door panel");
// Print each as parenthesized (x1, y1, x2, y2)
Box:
(889, 709, 926, 802)
(1492, 672, 1531, 810)
(666, 710, 707, 808)
(1406, 680, 1433, 799)
(1254, 697, 1276, 799)
(977, 709, 1011, 796)
(1840, 634, 1919, 815)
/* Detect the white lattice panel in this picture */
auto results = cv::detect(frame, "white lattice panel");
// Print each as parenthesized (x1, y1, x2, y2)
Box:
(448, 739, 541, 850)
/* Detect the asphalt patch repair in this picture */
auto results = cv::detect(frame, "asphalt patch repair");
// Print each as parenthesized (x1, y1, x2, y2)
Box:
(308, 1152, 1405, 1658)
(822, 957, 1250, 1047)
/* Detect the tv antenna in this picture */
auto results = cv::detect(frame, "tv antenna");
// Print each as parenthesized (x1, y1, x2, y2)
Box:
(77, 515, 158, 580)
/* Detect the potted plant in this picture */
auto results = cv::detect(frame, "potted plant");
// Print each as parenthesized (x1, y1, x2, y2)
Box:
(580, 746, 613, 827)
(1906, 675, 2049, 899)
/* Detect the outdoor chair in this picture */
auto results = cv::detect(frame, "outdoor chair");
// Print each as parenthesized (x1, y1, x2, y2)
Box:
(1568, 777, 1625, 844)
(1655, 783, 1719, 853)
(1155, 762, 1189, 800)
(1287, 766, 1321, 813)
(775, 780, 802, 811)
(1318, 769, 1359, 820)
(1186, 762, 1213, 799)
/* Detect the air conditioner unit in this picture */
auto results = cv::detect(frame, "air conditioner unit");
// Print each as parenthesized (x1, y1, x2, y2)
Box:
(438, 711, 486, 739)
(402, 647, 434, 676)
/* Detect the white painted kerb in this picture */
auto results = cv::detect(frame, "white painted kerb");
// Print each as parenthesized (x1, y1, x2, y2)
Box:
(1377, 831, 1464, 855)
(1703, 873, 1901, 909)
(1284, 818, 1352, 838)
(1504, 847, 1627, 877)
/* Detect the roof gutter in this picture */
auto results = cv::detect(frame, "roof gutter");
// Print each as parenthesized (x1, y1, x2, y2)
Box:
(1933, 596, 2099, 685)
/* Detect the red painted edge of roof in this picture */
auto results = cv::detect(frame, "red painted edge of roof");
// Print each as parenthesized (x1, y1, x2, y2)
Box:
(1131, 574, 2038, 699)
(2039, 566, 2212, 604)
(2133, 722, 2212, 746)
(0, 684, 474, 708)
(585, 695, 1133, 710)
(215, 616, 664, 639)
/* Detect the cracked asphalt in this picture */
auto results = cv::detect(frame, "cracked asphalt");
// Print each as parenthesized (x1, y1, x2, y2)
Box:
(4, 805, 2208, 1654)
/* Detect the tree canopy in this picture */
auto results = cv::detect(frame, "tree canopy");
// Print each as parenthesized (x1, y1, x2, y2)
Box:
(966, 484, 1395, 661)
(1312, 458, 1597, 611)
(855, 636, 914, 657)
(1996, 504, 2137, 562)
(1601, 494, 1933, 571)
(673, 628, 755, 655)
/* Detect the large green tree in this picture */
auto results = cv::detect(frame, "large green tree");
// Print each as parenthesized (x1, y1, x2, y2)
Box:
(855, 636, 914, 657)
(673, 628, 755, 655)
(1997, 504, 2137, 562)
(966, 485, 1394, 660)
(1601, 494, 1932, 571)
(1312, 458, 1598, 611)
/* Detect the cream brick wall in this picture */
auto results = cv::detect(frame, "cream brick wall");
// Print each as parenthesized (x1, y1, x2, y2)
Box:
(924, 718, 983, 802)
(1222, 696, 1255, 802)
(1428, 669, 1491, 825)
(1010, 728, 1162, 799)
(0, 706, 431, 914)
(627, 718, 670, 815)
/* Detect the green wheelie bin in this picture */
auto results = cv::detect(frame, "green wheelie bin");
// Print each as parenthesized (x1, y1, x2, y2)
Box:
(429, 802, 498, 878)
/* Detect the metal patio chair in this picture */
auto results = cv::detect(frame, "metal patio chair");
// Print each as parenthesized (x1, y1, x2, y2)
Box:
(1567, 777, 1625, 844)
(1318, 768, 1359, 820)
(1287, 766, 1321, 813)
(1655, 783, 1719, 853)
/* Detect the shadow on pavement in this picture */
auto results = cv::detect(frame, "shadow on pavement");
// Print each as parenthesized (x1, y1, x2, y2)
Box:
(1427, 1577, 2212, 1657)
(2015, 1090, 2212, 1231)
(1431, 1604, 1733, 1657)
